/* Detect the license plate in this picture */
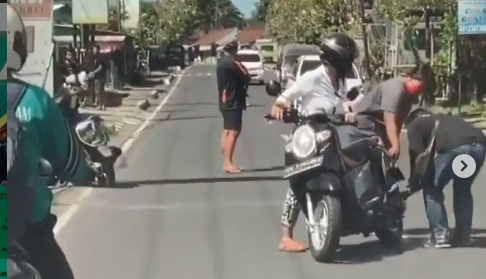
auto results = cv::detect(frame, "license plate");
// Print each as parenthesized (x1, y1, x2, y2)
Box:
(284, 156, 324, 179)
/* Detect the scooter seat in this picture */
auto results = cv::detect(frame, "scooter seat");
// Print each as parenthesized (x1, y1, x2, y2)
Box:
(341, 137, 380, 168)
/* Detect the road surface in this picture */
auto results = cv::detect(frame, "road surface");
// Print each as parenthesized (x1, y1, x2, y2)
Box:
(55, 65, 486, 279)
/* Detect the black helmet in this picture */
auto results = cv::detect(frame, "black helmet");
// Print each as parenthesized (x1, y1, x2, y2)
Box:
(266, 80, 281, 97)
(320, 34, 359, 77)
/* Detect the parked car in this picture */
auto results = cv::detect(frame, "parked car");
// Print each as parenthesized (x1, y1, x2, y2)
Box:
(288, 55, 362, 90)
(237, 48, 265, 85)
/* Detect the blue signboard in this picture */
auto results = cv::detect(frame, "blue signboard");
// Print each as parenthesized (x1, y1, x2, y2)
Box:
(458, 0, 486, 35)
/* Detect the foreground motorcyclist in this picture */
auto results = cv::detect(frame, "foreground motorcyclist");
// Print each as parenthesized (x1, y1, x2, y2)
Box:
(7, 5, 96, 278)
(269, 33, 360, 252)
(405, 109, 486, 248)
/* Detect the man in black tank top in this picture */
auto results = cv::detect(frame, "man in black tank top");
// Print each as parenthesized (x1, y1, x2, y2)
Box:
(216, 40, 250, 173)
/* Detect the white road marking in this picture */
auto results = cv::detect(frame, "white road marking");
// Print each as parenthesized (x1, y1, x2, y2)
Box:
(54, 200, 286, 212)
(183, 73, 213, 77)
(53, 69, 190, 235)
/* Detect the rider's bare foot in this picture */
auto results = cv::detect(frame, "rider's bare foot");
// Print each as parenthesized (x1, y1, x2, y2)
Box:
(224, 164, 242, 174)
(279, 237, 307, 252)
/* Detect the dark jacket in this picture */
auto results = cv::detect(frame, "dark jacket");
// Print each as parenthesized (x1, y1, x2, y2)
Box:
(217, 55, 250, 111)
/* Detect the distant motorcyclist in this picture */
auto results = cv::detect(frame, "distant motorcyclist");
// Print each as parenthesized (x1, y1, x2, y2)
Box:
(7, 5, 96, 279)
(269, 33, 360, 252)
(405, 109, 486, 248)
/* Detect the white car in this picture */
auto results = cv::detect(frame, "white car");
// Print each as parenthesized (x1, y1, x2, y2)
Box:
(237, 49, 265, 85)
(288, 55, 362, 90)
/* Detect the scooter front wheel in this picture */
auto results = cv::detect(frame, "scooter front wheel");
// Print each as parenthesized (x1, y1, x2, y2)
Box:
(308, 195, 342, 263)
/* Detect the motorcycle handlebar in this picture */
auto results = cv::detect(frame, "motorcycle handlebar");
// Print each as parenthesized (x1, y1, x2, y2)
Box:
(264, 110, 353, 126)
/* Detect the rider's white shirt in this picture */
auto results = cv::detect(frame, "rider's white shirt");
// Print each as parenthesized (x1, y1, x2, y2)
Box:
(276, 65, 348, 115)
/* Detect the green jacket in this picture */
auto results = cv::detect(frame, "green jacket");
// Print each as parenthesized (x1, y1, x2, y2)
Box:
(10, 78, 93, 223)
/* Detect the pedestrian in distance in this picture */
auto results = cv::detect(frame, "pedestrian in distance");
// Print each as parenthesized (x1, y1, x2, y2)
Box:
(217, 40, 250, 173)
(405, 108, 486, 248)
(87, 44, 108, 110)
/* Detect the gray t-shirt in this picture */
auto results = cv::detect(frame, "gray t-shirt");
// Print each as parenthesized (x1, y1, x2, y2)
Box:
(354, 77, 412, 122)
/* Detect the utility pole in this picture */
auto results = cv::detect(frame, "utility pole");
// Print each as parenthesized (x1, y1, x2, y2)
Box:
(116, 0, 123, 32)
(358, 0, 374, 82)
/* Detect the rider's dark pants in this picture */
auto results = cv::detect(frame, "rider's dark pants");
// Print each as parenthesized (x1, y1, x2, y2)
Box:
(422, 143, 485, 239)
(18, 214, 75, 279)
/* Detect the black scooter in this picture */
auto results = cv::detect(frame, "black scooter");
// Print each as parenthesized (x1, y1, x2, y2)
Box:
(265, 108, 406, 263)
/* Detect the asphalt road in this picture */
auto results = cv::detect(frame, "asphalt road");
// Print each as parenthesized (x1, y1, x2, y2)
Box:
(56, 65, 486, 279)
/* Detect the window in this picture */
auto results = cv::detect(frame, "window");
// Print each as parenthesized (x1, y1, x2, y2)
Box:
(291, 61, 300, 76)
(299, 60, 321, 76)
(238, 54, 261, 62)
(260, 45, 274, 52)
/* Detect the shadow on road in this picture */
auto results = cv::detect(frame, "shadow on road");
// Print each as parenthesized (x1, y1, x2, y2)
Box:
(244, 166, 284, 172)
(112, 175, 285, 189)
(167, 115, 218, 121)
(164, 102, 218, 107)
(333, 238, 424, 265)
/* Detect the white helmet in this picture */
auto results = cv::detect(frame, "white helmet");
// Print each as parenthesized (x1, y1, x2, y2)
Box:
(7, 4, 28, 72)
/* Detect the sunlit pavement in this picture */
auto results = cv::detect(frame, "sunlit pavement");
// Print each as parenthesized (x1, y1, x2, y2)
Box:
(55, 64, 486, 279)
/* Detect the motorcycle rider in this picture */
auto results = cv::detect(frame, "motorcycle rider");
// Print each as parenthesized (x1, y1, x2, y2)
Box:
(405, 109, 486, 248)
(7, 5, 96, 279)
(269, 33, 360, 252)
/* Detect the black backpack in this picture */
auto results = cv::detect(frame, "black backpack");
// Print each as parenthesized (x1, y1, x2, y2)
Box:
(6, 81, 33, 248)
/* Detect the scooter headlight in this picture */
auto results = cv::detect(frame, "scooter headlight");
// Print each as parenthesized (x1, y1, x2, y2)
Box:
(291, 125, 317, 159)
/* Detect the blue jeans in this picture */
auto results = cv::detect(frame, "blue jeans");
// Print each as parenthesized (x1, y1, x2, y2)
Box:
(422, 143, 486, 238)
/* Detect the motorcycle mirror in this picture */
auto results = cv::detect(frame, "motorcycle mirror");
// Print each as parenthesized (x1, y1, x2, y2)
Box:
(75, 120, 110, 147)
(39, 158, 54, 177)
(266, 80, 281, 97)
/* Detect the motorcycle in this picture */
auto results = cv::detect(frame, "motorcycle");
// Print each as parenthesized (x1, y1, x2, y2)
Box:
(54, 75, 89, 124)
(264, 107, 406, 263)
(7, 242, 42, 278)
(40, 116, 122, 187)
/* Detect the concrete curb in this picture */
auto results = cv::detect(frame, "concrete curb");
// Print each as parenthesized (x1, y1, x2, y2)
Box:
(103, 76, 176, 136)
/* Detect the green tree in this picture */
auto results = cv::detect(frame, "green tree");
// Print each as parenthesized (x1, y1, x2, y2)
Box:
(136, 0, 199, 45)
(266, 0, 358, 43)
(251, 0, 272, 23)
(196, 0, 246, 31)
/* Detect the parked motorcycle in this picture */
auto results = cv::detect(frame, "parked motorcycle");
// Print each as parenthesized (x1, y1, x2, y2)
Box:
(265, 106, 406, 263)
(54, 82, 87, 124)
(7, 242, 42, 279)
(40, 116, 122, 187)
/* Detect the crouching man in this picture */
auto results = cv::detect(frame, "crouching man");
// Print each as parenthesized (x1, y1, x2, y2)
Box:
(405, 109, 486, 248)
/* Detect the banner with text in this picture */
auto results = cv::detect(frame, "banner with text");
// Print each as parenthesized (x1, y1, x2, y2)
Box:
(458, 0, 486, 35)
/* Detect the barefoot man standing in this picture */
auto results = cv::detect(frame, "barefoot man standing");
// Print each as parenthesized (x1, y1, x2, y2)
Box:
(217, 40, 250, 173)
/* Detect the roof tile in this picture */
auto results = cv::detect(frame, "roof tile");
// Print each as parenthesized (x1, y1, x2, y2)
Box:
(237, 27, 265, 45)
(193, 28, 236, 46)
